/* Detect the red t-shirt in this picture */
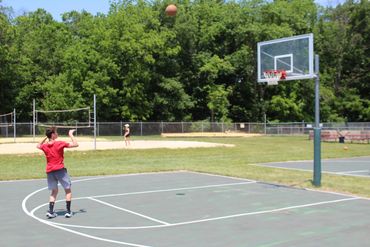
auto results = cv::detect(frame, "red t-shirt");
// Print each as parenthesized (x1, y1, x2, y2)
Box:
(40, 141, 70, 173)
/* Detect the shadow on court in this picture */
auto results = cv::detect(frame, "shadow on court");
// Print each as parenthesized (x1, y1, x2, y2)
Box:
(1, 171, 369, 247)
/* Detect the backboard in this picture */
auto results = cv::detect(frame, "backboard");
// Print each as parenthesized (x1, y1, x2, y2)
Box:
(257, 33, 315, 83)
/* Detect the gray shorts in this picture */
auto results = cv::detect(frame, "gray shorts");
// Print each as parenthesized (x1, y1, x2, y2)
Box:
(47, 168, 71, 190)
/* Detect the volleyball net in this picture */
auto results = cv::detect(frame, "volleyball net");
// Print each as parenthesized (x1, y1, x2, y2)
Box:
(0, 111, 14, 127)
(0, 110, 16, 141)
(35, 106, 92, 128)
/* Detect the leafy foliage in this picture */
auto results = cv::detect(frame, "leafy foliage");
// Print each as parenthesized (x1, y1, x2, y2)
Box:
(0, 0, 369, 122)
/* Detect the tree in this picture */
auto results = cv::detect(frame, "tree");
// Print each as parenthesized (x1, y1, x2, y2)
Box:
(0, 0, 369, 123)
(10, 9, 72, 119)
(153, 78, 194, 121)
(0, 6, 14, 114)
(207, 84, 231, 122)
(267, 94, 304, 122)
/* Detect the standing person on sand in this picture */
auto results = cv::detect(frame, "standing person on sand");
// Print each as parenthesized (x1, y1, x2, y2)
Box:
(123, 123, 131, 147)
(37, 127, 78, 218)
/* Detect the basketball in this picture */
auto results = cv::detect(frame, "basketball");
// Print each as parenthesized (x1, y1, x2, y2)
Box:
(165, 4, 177, 16)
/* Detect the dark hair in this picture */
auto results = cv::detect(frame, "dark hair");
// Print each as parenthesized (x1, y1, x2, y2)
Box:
(45, 127, 56, 139)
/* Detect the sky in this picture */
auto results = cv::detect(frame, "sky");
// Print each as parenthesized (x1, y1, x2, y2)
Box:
(1, 0, 347, 22)
(1, 0, 112, 21)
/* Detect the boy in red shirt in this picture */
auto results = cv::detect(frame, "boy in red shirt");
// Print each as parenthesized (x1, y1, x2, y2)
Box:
(37, 127, 78, 218)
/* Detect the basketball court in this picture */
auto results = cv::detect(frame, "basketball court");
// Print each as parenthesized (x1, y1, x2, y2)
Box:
(1, 32, 369, 247)
(1, 171, 369, 247)
(257, 156, 370, 178)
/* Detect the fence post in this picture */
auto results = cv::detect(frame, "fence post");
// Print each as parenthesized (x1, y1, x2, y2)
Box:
(120, 121, 122, 136)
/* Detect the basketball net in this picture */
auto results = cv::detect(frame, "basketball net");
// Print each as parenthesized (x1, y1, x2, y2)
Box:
(263, 70, 286, 86)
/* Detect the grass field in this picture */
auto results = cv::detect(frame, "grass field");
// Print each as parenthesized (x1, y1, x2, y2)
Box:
(1, 135, 369, 198)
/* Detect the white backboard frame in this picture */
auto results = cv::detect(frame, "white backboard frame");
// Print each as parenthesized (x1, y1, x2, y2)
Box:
(257, 33, 315, 83)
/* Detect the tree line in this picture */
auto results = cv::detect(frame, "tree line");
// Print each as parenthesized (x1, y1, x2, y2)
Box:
(0, 0, 369, 123)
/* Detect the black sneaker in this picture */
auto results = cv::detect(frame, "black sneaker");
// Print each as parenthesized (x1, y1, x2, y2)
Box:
(46, 211, 57, 219)
(64, 211, 73, 218)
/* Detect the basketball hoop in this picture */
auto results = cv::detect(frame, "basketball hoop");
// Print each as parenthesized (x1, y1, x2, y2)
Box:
(263, 70, 286, 85)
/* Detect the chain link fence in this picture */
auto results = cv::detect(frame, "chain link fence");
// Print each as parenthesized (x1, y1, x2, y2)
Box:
(2, 121, 370, 138)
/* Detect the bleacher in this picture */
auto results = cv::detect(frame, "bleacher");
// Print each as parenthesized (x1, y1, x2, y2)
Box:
(309, 130, 370, 143)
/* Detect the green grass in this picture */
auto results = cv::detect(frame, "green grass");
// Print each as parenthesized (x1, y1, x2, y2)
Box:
(1, 135, 369, 198)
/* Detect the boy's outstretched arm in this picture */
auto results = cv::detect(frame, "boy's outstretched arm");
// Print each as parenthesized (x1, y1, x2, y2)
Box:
(68, 129, 79, 148)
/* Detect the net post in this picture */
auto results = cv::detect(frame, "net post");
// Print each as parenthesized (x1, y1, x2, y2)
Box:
(93, 94, 97, 150)
(13, 108, 16, 143)
(120, 121, 123, 136)
(88, 107, 91, 127)
(140, 121, 143, 136)
(33, 99, 35, 142)
(313, 54, 321, 187)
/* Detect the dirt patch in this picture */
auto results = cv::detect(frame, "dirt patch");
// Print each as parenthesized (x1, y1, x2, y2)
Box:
(0, 137, 108, 144)
(0, 140, 234, 154)
(161, 132, 263, 137)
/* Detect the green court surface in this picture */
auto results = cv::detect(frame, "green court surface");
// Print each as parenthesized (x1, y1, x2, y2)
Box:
(1, 171, 369, 247)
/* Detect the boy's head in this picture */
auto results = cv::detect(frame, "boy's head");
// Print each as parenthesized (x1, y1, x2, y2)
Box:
(45, 127, 58, 139)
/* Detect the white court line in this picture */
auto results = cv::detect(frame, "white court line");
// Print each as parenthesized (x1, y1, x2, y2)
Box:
(29, 181, 258, 215)
(21, 186, 151, 246)
(185, 170, 257, 182)
(257, 156, 370, 164)
(88, 197, 170, 225)
(23, 179, 257, 246)
(190, 170, 370, 200)
(323, 161, 370, 163)
(22, 171, 368, 246)
(331, 173, 370, 178)
(252, 163, 312, 172)
(2, 170, 187, 184)
(336, 170, 369, 174)
(44, 197, 360, 230)
(253, 163, 370, 178)
(78, 181, 256, 200)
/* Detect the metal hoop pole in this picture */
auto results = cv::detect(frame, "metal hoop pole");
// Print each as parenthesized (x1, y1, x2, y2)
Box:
(313, 54, 321, 187)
